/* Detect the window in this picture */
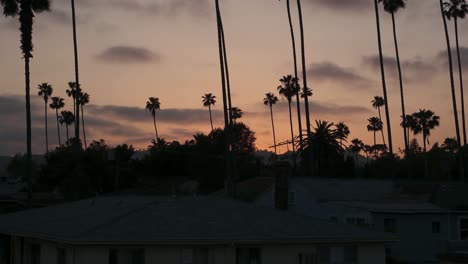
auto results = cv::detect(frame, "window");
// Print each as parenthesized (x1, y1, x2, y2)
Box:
(317, 247, 330, 264)
(343, 246, 358, 264)
(30, 244, 41, 264)
(298, 253, 316, 264)
(432, 221, 441, 234)
(384, 218, 397, 233)
(57, 248, 66, 264)
(109, 249, 118, 264)
(236, 248, 261, 264)
(460, 218, 468, 240)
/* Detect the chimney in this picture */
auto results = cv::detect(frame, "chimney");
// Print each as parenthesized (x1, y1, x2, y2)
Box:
(274, 161, 290, 210)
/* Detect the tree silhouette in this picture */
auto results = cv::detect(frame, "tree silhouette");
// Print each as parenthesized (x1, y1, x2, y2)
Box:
(400, 114, 416, 144)
(264, 92, 279, 154)
(37, 83, 53, 154)
(444, 0, 468, 145)
(2, 0, 51, 199)
(230, 107, 243, 121)
(70, 0, 81, 142)
(440, 0, 462, 148)
(335, 122, 350, 148)
(202, 93, 217, 132)
(77, 91, 90, 148)
(146, 97, 161, 139)
(300, 87, 313, 98)
(60, 111, 75, 142)
(66, 82, 80, 116)
(278, 75, 299, 157)
(367, 117, 384, 157)
(50, 97, 65, 146)
(411, 109, 440, 152)
(373, 0, 393, 154)
(371, 96, 387, 146)
(379, 0, 408, 153)
(442, 137, 458, 154)
(350, 138, 364, 165)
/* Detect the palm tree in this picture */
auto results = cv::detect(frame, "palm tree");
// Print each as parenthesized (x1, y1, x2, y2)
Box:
(373, 0, 393, 154)
(400, 114, 416, 144)
(50, 97, 65, 146)
(70, 0, 81, 142)
(371, 96, 387, 146)
(202, 93, 217, 132)
(296, 0, 313, 175)
(37, 83, 53, 153)
(335, 122, 350, 148)
(300, 87, 313, 98)
(264, 92, 279, 154)
(279, 0, 304, 153)
(66, 82, 79, 117)
(59, 110, 75, 142)
(379, 0, 408, 153)
(440, 0, 462, 148)
(77, 91, 89, 148)
(411, 110, 440, 153)
(367, 117, 384, 157)
(278, 75, 299, 156)
(230, 107, 243, 121)
(2, 0, 51, 199)
(350, 138, 364, 165)
(146, 97, 161, 139)
(444, 0, 468, 145)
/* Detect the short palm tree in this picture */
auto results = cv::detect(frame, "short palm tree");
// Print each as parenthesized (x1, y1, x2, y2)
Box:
(264, 92, 279, 154)
(400, 114, 416, 144)
(335, 122, 350, 148)
(66, 82, 79, 117)
(367, 117, 384, 157)
(411, 110, 440, 152)
(50, 97, 65, 146)
(278, 75, 299, 155)
(202, 93, 217, 132)
(373, 0, 393, 154)
(2, 0, 51, 197)
(444, 0, 468, 145)
(146, 97, 161, 139)
(371, 96, 387, 146)
(37, 83, 53, 153)
(77, 91, 90, 148)
(350, 138, 364, 165)
(300, 87, 313, 98)
(230, 107, 243, 121)
(379, 0, 409, 153)
(59, 110, 75, 142)
(440, 0, 462, 148)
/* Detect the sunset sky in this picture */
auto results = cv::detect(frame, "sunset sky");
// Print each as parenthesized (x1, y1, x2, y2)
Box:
(0, 0, 467, 156)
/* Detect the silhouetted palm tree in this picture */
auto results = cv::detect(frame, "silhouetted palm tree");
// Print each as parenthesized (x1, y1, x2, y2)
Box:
(278, 75, 299, 156)
(280, 0, 304, 153)
(400, 114, 416, 144)
(2, 0, 51, 198)
(66, 82, 79, 117)
(350, 138, 364, 165)
(300, 87, 313, 99)
(77, 91, 89, 148)
(202, 93, 217, 132)
(379, 0, 408, 153)
(146, 97, 161, 139)
(371, 96, 387, 146)
(412, 110, 440, 153)
(37, 83, 53, 153)
(444, 0, 468, 145)
(335, 122, 350, 148)
(50, 97, 65, 146)
(59, 110, 75, 142)
(264, 92, 279, 154)
(230, 107, 243, 121)
(440, 0, 462, 148)
(70, 0, 81, 141)
(373, 0, 393, 154)
(367, 117, 384, 157)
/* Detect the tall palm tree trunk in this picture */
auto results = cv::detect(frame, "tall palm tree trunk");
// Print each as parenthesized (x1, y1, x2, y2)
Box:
(374, 130, 377, 158)
(215, 0, 233, 197)
(392, 12, 408, 153)
(220, 18, 233, 127)
(378, 107, 386, 146)
(24, 56, 32, 200)
(81, 105, 87, 148)
(44, 102, 49, 154)
(56, 109, 61, 146)
(455, 17, 467, 146)
(440, 0, 464, 180)
(152, 114, 159, 139)
(71, 0, 80, 142)
(296, 0, 313, 175)
(208, 105, 214, 132)
(288, 100, 296, 155)
(286, 0, 304, 153)
(269, 105, 277, 155)
(423, 133, 429, 178)
(374, 0, 393, 154)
